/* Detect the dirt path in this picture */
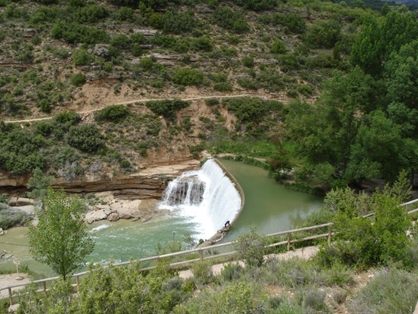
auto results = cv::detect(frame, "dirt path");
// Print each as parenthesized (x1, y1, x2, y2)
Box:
(178, 246, 319, 279)
(3, 93, 264, 124)
(0, 273, 31, 300)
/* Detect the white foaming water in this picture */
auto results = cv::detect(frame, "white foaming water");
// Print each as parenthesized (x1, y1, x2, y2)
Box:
(90, 224, 110, 232)
(159, 159, 242, 240)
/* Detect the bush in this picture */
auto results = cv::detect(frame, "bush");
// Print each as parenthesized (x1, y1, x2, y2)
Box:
(94, 105, 131, 122)
(348, 269, 418, 313)
(234, 229, 268, 267)
(70, 73, 86, 87)
(173, 68, 204, 86)
(72, 48, 94, 66)
(54, 111, 81, 126)
(242, 56, 254, 68)
(205, 98, 219, 106)
(191, 261, 213, 286)
(213, 82, 233, 91)
(233, 0, 278, 11)
(146, 99, 189, 120)
(0, 204, 31, 229)
(270, 39, 286, 54)
(66, 124, 104, 153)
(51, 23, 109, 44)
(306, 19, 342, 49)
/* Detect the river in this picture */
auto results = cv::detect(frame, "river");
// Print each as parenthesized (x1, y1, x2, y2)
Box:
(0, 159, 323, 277)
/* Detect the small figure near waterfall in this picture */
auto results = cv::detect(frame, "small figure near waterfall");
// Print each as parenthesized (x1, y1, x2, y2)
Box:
(224, 220, 230, 228)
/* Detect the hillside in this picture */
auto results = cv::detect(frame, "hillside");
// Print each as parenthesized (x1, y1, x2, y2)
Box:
(0, 0, 362, 193)
(1, 0, 418, 195)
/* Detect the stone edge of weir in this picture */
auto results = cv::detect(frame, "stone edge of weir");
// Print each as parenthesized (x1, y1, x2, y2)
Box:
(197, 158, 245, 248)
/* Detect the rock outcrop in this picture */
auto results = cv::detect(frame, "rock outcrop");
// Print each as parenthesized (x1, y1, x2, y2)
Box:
(0, 161, 200, 199)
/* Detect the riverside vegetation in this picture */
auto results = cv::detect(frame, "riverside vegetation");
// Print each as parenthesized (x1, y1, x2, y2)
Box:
(3, 173, 418, 313)
(2, 0, 418, 313)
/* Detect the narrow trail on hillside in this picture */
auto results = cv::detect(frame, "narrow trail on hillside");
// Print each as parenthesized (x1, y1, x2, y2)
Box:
(3, 93, 269, 124)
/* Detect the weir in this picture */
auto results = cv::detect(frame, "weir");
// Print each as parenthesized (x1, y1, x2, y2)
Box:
(159, 159, 242, 240)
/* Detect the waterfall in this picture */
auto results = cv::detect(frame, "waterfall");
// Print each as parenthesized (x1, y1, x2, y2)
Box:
(159, 159, 242, 240)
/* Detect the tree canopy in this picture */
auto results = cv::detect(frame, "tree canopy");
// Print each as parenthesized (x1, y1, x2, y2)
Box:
(28, 188, 94, 280)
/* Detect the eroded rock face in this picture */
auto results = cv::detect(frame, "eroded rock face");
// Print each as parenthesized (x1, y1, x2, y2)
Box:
(0, 161, 201, 199)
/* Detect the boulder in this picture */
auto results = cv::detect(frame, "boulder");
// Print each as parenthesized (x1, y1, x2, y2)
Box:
(107, 213, 120, 222)
(85, 209, 108, 224)
(116, 207, 133, 219)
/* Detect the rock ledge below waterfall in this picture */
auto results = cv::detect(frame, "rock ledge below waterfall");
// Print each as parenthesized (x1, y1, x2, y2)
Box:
(84, 191, 164, 224)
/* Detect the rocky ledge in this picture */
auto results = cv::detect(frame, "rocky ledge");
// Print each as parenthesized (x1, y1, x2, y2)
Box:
(0, 160, 201, 199)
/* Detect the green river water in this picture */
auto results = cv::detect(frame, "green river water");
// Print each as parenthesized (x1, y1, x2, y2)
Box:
(0, 159, 323, 277)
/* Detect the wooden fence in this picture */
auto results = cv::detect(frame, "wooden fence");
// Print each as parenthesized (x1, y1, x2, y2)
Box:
(2, 198, 418, 306)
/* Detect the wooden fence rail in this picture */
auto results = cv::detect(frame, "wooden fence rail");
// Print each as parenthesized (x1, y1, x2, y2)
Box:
(2, 199, 418, 306)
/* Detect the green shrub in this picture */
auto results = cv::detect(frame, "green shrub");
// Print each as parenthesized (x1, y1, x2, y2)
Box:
(70, 73, 86, 87)
(306, 19, 342, 49)
(348, 269, 418, 313)
(234, 229, 268, 267)
(173, 68, 204, 86)
(51, 23, 109, 44)
(146, 99, 189, 120)
(54, 111, 81, 126)
(213, 82, 233, 91)
(270, 39, 286, 54)
(191, 261, 213, 286)
(225, 97, 268, 124)
(66, 124, 104, 153)
(242, 56, 254, 68)
(233, 0, 278, 11)
(205, 98, 219, 106)
(72, 48, 94, 66)
(94, 105, 131, 122)
(0, 204, 31, 229)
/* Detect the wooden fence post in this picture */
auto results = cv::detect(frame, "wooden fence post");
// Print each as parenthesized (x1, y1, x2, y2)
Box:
(287, 233, 291, 251)
(328, 225, 332, 244)
(43, 281, 47, 296)
(8, 287, 13, 306)
(198, 249, 203, 262)
(76, 275, 80, 293)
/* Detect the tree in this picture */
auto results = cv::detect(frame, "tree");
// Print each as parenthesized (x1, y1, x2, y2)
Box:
(316, 172, 412, 268)
(28, 188, 94, 280)
(27, 167, 53, 202)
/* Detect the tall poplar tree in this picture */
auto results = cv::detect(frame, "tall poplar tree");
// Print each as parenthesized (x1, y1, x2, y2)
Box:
(28, 188, 94, 280)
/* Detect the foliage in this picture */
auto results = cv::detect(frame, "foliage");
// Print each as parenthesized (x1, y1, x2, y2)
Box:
(66, 124, 104, 153)
(225, 97, 268, 125)
(72, 48, 94, 66)
(174, 280, 269, 313)
(233, 0, 278, 11)
(306, 19, 342, 49)
(348, 269, 418, 313)
(0, 203, 31, 229)
(146, 99, 189, 120)
(27, 167, 53, 201)
(316, 172, 412, 268)
(28, 188, 94, 279)
(51, 23, 109, 44)
(94, 105, 131, 122)
(173, 68, 204, 86)
(270, 39, 286, 54)
(70, 73, 86, 87)
(150, 9, 198, 34)
(212, 6, 250, 33)
(234, 228, 268, 267)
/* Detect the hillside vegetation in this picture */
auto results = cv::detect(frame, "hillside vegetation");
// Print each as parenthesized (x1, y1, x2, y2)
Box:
(0, 0, 384, 185)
